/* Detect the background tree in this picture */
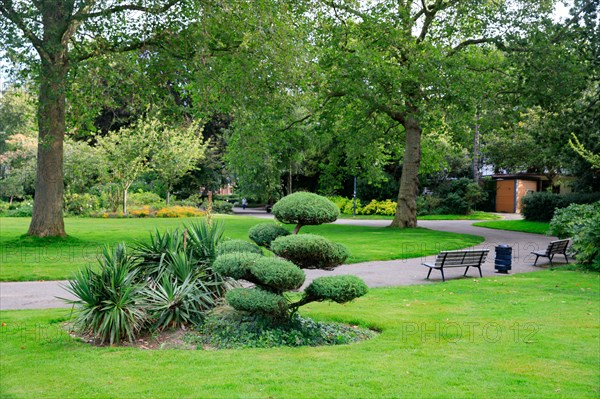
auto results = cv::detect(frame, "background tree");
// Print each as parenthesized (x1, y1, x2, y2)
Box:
(308, 0, 562, 227)
(96, 118, 156, 215)
(0, 0, 184, 236)
(151, 121, 208, 205)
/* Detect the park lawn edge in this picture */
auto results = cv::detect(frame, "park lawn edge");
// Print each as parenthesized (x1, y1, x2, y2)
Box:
(472, 220, 551, 235)
(0, 268, 598, 398)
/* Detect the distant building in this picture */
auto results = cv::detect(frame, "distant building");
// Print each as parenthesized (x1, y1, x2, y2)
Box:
(491, 173, 575, 213)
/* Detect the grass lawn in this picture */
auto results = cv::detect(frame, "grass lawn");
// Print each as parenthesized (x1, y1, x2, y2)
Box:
(473, 220, 551, 235)
(1, 269, 598, 398)
(0, 216, 483, 281)
(339, 211, 501, 221)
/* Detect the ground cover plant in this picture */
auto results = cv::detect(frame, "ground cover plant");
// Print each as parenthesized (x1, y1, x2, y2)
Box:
(472, 220, 550, 235)
(0, 217, 483, 281)
(0, 269, 597, 398)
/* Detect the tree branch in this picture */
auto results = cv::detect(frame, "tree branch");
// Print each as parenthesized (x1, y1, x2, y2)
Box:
(0, 3, 47, 60)
(321, 0, 369, 21)
(552, 0, 598, 43)
(447, 37, 498, 56)
(63, 0, 98, 48)
(72, 0, 180, 21)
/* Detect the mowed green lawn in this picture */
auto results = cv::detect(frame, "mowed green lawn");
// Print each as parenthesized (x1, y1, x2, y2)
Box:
(1, 270, 598, 398)
(0, 216, 483, 281)
(473, 220, 551, 235)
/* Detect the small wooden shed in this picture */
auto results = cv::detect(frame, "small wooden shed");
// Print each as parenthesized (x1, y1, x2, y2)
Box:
(492, 174, 548, 213)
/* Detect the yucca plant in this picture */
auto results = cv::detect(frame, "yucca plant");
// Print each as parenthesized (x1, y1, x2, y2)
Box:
(185, 220, 224, 264)
(144, 275, 217, 330)
(133, 229, 184, 281)
(184, 219, 229, 297)
(63, 244, 146, 345)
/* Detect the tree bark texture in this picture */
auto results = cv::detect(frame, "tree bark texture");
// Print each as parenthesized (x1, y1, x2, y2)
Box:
(28, 58, 68, 237)
(27, 2, 70, 237)
(390, 117, 422, 228)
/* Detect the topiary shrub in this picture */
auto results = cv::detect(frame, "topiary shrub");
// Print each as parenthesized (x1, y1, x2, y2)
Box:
(248, 223, 290, 248)
(270, 234, 349, 270)
(213, 252, 263, 282)
(249, 257, 305, 291)
(303, 275, 368, 303)
(214, 192, 366, 323)
(217, 239, 262, 256)
(272, 192, 339, 233)
(226, 288, 289, 318)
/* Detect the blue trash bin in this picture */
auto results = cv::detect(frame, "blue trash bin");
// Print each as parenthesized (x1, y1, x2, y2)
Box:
(495, 245, 512, 274)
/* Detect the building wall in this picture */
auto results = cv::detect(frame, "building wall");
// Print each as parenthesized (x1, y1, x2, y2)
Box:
(496, 180, 515, 213)
(516, 180, 537, 213)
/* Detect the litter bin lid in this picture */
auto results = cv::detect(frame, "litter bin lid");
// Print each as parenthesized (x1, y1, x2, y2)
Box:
(496, 244, 511, 248)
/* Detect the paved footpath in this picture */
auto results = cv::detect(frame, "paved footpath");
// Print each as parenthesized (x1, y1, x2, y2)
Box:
(0, 213, 563, 310)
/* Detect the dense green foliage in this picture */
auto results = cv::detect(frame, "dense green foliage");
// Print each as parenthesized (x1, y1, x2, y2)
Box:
(216, 239, 262, 256)
(248, 223, 290, 248)
(549, 202, 600, 239)
(328, 179, 487, 217)
(434, 179, 488, 215)
(271, 234, 349, 270)
(193, 310, 375, 349)
(303, 276, 368, 304)
(550, 202, 600, 271)
(522, 191, 600, 222)
(571, 213, 600, 272)
(273, 192, 339, 232)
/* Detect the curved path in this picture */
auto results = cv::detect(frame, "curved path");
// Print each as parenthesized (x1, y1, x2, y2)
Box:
(0, 214, 563, 310)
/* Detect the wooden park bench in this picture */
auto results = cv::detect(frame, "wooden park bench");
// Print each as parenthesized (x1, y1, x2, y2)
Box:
(422, 249, 490, 282)
(531, 239, 570, 266)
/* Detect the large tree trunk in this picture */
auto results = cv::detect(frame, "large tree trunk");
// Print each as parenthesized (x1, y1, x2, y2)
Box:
(390, 117, 422, 228)
(28, 57, 67, 237)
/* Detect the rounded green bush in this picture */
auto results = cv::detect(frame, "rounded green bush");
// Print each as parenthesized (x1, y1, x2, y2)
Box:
(272, 192, 339, 228)
(217, 239, 262, 256)
(248, 223, 290, 248)
(271, 234, 349, 269)
(226, 288, 288, 316)
(213, 252, 263, 281)
(304, 275, 368, 303)
(249, 257, 305, 291)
